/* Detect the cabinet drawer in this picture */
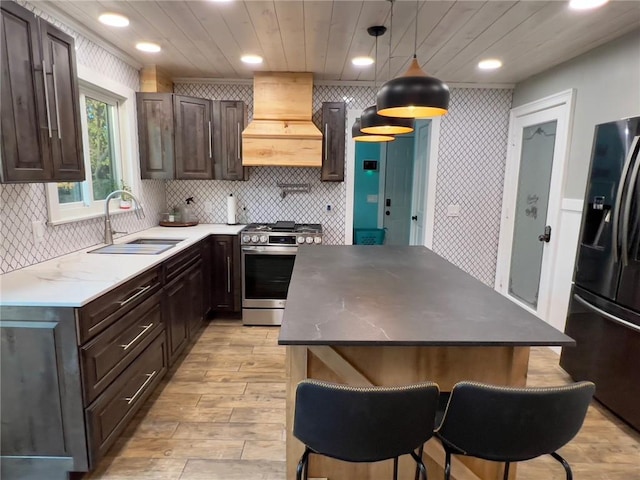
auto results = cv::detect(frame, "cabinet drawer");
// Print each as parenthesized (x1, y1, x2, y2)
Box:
(164, 244, 201, 284)
(86, 332, 167, 466)
(78, 267, 161, 343)
(81, 291, 164, 405)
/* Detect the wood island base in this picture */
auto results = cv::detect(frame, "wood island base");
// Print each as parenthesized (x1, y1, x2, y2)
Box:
(285, 344, 530, 480)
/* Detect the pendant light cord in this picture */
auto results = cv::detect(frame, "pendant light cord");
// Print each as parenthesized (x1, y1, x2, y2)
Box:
(414, 0, 418, 59)
(388, 0, 393, 81)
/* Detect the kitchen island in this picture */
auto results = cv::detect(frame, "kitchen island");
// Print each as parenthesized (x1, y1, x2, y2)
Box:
(279, 246, 574, 480)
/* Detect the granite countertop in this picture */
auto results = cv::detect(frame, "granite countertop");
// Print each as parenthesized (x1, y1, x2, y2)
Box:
(0, 224, 245, 308)
(279, 246, 574, 347)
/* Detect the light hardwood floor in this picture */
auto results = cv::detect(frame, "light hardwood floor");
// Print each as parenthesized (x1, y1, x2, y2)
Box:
(84, 319, 640, 480)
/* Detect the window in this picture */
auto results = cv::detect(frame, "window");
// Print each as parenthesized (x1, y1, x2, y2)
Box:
(46, 67, 138, 225)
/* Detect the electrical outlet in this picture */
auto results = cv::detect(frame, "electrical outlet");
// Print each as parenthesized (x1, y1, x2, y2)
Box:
(326, 204, 333, 213)
(31, 220, 45, 245)
(204, 201, 213, 214)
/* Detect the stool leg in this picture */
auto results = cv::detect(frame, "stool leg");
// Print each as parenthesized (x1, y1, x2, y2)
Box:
(550, 452, 573, 480)
(410, 451, 428, 480)
(414, 445, 425, 480)
(296, 447, 311, 480)
(393, 457, 398, 480)
(444, 450, 452, 480)
(503, 462, 510, 480)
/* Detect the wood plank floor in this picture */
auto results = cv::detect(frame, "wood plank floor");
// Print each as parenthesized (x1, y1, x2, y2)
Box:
(84, 319, 640, 480)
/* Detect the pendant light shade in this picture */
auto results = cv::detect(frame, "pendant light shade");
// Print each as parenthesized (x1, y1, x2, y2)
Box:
(352, 118, 395, 143)
(376, 57, 449, 118)
(360, 105, 414, 135)
(376, 0, 449, 119)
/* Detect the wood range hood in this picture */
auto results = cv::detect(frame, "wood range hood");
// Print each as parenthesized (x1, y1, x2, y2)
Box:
(242, 72, 322, 167)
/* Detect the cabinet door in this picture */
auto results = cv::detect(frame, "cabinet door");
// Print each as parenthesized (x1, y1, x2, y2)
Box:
(137, 93, 174, 180)
(0, 2, 51, 183)
(40, 21, 85, 182)
(174, 95, 213, 180)
(164, 273, 189, 365)
(214, 100, 248, 181)
(1, 307, 88, 474)
(321, 102, 346, 182)
(211, 235, 239, 311)
(186, 261, 204, 338)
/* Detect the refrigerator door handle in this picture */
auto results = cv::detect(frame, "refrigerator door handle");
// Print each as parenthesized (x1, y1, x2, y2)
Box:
(621, 140, 640, 266)
(612, 135, 639, 264)
(574, 294, 640, 333)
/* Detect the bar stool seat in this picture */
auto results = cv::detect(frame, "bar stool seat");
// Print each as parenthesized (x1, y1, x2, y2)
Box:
(293, 379, 440, 480)
(426, 381, 595, 480)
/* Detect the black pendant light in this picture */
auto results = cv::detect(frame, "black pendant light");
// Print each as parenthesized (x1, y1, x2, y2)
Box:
(376, 0, 449, 119)
(359, 24, 414, 135)
(352, 117, 395, 143)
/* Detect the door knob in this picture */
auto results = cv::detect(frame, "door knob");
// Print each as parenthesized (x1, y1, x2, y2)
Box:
(538, 225, 552, 243)
(411, 215, 418, 221)
(385, 211, 390, 216)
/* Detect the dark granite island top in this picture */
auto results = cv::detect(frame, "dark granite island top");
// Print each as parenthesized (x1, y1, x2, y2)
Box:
(278, 246, 574, 347)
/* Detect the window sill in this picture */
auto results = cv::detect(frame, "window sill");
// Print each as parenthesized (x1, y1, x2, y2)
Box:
(48, 207, 134, 226)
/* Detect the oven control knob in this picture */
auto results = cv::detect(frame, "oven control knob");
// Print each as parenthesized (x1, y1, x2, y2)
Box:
(305, 236, 313, 244)
(251, 235, 259, 243)
(259, 235, 268, 243)
(242, 235, 250, 243)
(314, 236, 322, 244)
(297, 236, 305, 244)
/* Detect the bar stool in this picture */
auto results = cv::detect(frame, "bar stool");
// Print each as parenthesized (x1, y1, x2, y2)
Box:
(293, 379, 440, 480)
(423, 380, 595, 480)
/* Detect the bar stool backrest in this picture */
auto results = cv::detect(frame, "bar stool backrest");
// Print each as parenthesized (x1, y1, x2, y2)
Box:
(293, 379, 440, 462)
(437, 381, 595, 462)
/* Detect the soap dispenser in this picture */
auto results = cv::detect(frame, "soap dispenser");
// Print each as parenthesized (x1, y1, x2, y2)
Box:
(178, 197, 196, 223)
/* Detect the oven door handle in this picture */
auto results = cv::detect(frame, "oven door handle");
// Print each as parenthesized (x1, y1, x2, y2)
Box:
(242, 246, 298, 254)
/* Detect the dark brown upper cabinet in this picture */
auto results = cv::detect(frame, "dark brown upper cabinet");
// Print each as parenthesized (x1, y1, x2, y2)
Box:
(321, 102, 346, 182)
(174, 95, 213, 180)
(137, 93, 213, 180)
(0, 1, 84, 184)
(137, 93, 175, 180)
(213, 100, 248, 181)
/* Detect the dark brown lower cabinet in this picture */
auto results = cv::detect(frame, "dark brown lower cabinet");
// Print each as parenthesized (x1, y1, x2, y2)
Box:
(85, 332, 167, 465)
(211, 235, 241, 313)
(164, 272, 190, 366)
(0, 238, 213, 479)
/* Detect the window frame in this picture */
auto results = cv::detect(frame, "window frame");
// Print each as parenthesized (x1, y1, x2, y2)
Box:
(46, 65, 140, 225)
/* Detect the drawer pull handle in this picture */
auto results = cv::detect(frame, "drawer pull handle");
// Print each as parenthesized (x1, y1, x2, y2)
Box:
(118, 285, 152, 307)
(120, 323, 154, 350)
(124, 370, 156, 405)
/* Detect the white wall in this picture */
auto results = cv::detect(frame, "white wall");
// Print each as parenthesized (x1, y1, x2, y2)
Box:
(513, 29, 640, 200)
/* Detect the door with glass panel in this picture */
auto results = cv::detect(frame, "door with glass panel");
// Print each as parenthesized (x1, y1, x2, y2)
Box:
(496, 100, 571, 318)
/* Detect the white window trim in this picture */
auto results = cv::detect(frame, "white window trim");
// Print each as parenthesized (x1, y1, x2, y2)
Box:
(46, 64, 141, 225)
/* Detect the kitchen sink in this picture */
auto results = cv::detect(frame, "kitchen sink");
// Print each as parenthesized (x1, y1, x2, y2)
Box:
(126, 238, 185, 245)
(88, 238, 185, 255)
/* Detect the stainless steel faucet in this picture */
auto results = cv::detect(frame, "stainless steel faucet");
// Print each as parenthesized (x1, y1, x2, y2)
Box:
(104, 189, 145, 244)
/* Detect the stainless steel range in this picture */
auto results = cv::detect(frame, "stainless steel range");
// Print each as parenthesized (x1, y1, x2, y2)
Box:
(241, 221, 323, 326)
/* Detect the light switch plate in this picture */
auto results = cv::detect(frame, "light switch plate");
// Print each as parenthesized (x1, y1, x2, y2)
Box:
(447, 204, 461, 217)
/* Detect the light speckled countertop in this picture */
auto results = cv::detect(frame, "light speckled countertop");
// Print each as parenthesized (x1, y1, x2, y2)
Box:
(0, 224, 245, 307)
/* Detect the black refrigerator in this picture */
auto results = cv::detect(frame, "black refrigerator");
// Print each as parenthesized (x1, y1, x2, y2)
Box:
(560, 116, 640, 432)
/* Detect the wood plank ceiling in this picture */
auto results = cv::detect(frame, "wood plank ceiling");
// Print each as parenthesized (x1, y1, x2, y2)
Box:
(42, 0, 640, 85)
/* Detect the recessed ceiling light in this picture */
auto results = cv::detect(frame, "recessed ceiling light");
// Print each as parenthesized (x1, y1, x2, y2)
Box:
(136, 42, 161, 53)
(98, 13, 129, 27)
(569, 0, 609, 10)
(478, 58, 503, 70)
(241, 54, 263, 64)
(352, 56, 375, 67)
